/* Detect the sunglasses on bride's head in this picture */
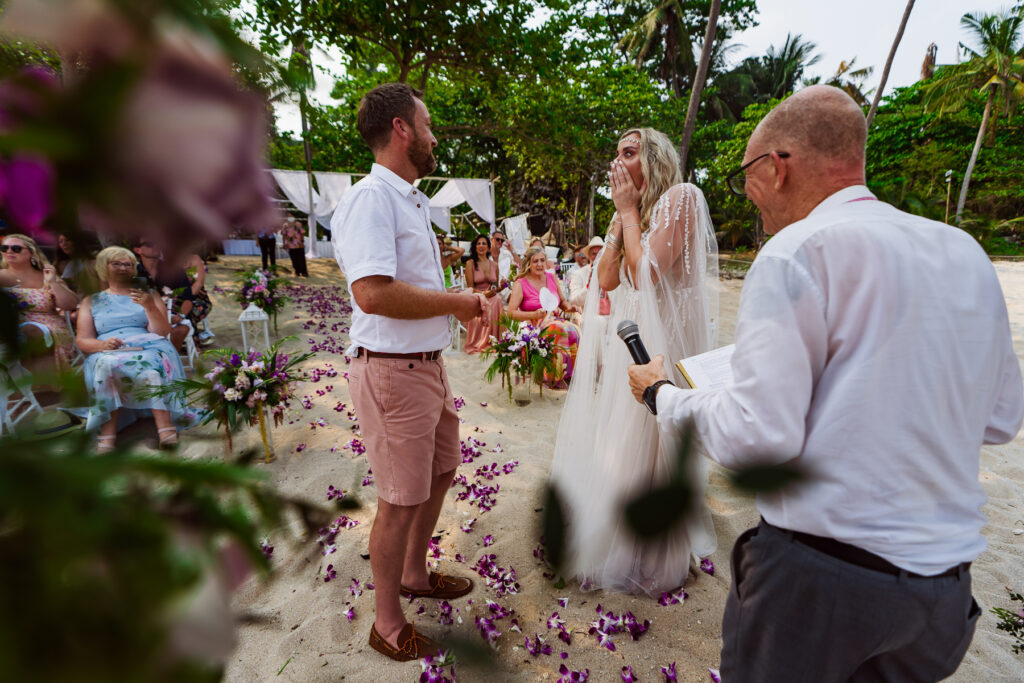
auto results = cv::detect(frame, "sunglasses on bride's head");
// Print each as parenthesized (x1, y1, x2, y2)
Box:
(0, 244, 24, 253)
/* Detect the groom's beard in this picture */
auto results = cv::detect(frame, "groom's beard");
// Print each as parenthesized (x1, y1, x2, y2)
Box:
(408, 131, 436, 177)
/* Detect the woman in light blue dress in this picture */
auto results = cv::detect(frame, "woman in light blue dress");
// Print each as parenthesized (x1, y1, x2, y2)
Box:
(74, 247, 199, 452)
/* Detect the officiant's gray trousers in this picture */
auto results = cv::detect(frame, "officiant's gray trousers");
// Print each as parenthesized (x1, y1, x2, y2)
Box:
(720, 521, 979, 682)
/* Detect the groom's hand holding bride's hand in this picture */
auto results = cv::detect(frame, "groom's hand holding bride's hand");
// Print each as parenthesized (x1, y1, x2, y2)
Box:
(628, 354, 668, 403)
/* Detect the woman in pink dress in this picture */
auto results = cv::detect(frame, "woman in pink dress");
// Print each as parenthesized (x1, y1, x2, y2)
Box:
(1, 233, 80, 378)
(463, 234, 503, 354)
(507, 246, 580, 385)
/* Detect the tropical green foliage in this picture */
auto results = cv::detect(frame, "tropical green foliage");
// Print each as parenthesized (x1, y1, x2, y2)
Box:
(923, 6, 1024, 222)
(0, 430, 326, 682)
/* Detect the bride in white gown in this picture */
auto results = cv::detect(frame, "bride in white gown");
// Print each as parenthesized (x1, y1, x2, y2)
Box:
(549, 127, 719, 596)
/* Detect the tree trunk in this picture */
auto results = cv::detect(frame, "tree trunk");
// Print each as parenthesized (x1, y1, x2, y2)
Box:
(866, 0, 915, 129)
(956, 86, 994, 223)
(587, 174, 596, 240)
(678, 0, 721, 174)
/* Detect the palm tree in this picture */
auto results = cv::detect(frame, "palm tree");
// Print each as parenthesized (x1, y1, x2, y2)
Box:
(760, 33, 821, 99)
(923, 8, 1024, 222)
(678, 0, 721, 174)
(806, 58, 875, 106)
(618, 0, 697, 98)
(866, 0, 916, 129)
(707, 33, 820, 120)
(921, 43, 937, 80)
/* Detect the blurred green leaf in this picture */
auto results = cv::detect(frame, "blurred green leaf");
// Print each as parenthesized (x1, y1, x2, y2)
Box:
(728, 463, 807, 494)
(623, 482, 694, 539)
(540, 483, 568, 572)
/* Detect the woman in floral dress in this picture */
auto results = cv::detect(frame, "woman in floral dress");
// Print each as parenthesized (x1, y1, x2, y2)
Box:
(74, 247, 198, 451)
(0, 233, 79, 378)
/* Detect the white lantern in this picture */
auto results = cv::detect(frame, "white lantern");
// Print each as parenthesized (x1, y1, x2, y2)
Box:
(239, 303, 271, 352)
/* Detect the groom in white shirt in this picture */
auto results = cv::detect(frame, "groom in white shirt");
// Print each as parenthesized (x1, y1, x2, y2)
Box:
(628, 85, 1024, 681)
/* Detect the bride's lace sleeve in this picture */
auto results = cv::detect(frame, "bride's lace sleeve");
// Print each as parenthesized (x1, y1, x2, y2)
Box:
(638, 182, 719, 352)
(644, 183, 705, 288)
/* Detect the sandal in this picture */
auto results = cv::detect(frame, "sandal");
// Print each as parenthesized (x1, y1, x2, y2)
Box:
(157, 427, 179, 450)
(368, 623, 440, 662)
(400, 572, 474, 600)
(96, 435, 116, 454)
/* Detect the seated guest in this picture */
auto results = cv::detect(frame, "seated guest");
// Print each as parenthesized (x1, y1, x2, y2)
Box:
(489, 230, 518, 303)
(132, 238, 193, 351)
(507, 246, 580, 386)
(184, 253, 214, 345)
(568, 236, 607, 312)
(436, 233, 465, 290)
(281, 218, 309, 277)
(0, 233, 79, 380)
(53, 231, 100, 293)
(75, 247, 198, 452)
(463, 234, 504, 354)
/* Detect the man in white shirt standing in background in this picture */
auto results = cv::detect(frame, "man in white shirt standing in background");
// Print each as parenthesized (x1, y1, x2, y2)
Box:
(628, 85, 1024, 681)
(332, 83, 486, 662)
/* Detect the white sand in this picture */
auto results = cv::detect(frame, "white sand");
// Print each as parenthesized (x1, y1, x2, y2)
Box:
(194, 256, 1022, 682)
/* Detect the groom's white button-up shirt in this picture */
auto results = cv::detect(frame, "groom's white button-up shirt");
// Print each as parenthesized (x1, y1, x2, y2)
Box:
(332, 163, 450, 355)
(657, 185, 1024, 575)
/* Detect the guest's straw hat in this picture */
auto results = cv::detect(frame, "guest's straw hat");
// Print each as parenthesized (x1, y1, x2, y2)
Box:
(586, 236, 604, 249)
(14, 408, 82, 442)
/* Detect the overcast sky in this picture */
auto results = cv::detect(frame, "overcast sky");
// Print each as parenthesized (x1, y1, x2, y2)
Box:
(274, 0, 1012, 135)
(730, 0, 1011, 93)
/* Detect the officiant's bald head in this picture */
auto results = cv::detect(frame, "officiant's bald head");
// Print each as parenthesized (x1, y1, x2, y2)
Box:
(743, 85, 868, 233)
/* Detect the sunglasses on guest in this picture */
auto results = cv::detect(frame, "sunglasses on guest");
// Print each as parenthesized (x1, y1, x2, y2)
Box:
(0, 244, 24, 253)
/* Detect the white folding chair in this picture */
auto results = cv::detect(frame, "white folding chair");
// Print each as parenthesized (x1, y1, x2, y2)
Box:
(167, 309, 199, 374)
(445, 270, 468, 354)
(0, 359, 43, 436)
(63, 311, 86, 368)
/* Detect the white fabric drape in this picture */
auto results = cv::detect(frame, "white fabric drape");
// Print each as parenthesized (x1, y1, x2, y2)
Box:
(549, 183, 719, 596)
(502, 214, 528, 254)
(430, 206, 452, 234)
(428, 178, 495, 232)
(271, 170, 318, 214)
(313, 172, 351, 228)
(454, 179, 494, 227)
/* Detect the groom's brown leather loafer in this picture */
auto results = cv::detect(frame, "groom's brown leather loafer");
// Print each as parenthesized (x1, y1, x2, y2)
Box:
(368, 623, 440, 662)
(400, 572, 474, 600)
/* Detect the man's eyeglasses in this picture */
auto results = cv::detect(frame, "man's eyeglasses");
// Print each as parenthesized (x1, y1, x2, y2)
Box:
(109, 261, 136, 269)
(726, 152, 791, 197)
(0, 245, 24, 253)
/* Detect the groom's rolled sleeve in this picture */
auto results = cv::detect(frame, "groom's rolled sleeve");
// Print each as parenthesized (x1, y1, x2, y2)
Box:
(333, 187, 398, 283)
(657, 254, 828, 469)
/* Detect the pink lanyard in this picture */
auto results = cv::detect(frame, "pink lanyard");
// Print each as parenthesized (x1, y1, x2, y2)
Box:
(846, 196, 877, 203)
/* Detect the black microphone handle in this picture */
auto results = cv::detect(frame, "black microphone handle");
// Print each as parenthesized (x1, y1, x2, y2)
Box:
(624, 337, 651, 365)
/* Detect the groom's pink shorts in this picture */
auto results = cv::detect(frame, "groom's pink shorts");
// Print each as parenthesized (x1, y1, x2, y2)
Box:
(347, 351, 461, 506)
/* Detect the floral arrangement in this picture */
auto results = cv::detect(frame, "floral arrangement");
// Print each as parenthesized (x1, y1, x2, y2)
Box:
(234, 265, 288, 330)
(144, 338, 312, 461)
(482, 316, 561, 401)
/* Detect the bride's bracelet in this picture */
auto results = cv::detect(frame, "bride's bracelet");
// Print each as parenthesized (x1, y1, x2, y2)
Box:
(622, 223, 641, 230)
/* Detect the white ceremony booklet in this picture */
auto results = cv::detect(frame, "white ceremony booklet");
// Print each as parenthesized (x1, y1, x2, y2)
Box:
(675, 344, 735, 390)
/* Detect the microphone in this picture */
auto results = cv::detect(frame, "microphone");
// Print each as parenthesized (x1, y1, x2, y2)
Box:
(616, 319, 651, 365)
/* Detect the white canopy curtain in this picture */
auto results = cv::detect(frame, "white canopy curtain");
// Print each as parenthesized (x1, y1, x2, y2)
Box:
(271, 170, 319, 257)
(313, 172, 352, 227)
(428, 178, 495, 234)
(271, 170, 353, 257)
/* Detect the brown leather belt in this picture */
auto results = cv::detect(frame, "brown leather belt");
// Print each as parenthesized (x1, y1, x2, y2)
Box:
(357, 348, 442, 361)
(761, 518, 969, 579)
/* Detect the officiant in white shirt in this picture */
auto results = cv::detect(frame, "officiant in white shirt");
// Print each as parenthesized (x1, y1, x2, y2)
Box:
(628, 85, 1024, 682)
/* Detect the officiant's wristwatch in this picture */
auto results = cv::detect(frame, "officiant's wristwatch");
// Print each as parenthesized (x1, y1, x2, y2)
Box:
(642, 379, 674, 415)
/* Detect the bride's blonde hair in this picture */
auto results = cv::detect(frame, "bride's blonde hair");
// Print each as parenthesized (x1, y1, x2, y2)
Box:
(618, 128, 682, 232)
